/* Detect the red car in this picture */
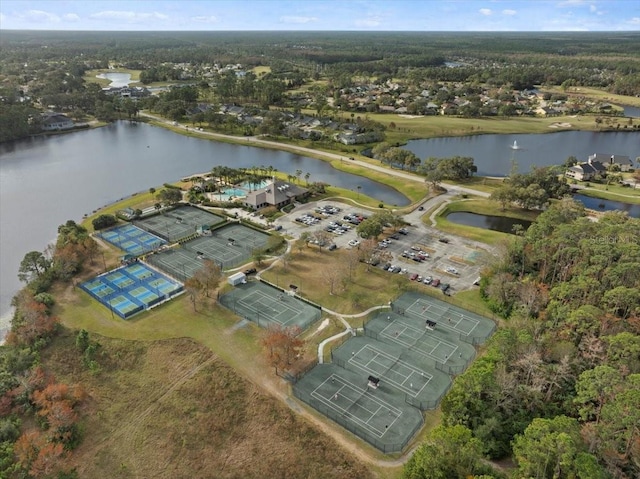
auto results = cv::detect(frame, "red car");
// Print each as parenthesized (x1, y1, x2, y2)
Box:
(431, 278, 441, 287)
(409, 273, 419, 281)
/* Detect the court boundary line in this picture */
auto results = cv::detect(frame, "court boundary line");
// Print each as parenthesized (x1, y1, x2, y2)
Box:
(347, 344, 432, 398)
(405, 299, 480, 335)
(379, 321, 458, 362)
(311, 374, 402, 438)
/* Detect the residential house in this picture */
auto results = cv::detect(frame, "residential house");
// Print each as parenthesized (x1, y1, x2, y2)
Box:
(41, 113, 74, 131)
(244, 180, 308, 210)
(588, 153, 633, 172)
(565, 160, 607, 181)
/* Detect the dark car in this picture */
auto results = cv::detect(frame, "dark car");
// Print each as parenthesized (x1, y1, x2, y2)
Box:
(399, 228, 409, 235)
(389, 233, 401, 240)
(244, 267, 257, 275)
(382, 262, 391, 271)
(440, 283, 450, 292)
(431, 278, 441, 287)
(438, 238, 450, 243)
(418, 206, 424, 211)
(328, 244, 337, 251)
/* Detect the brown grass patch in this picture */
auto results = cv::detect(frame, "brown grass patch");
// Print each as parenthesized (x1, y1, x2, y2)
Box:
(449, 255, 475, 265)
(41, 331, 374, 479)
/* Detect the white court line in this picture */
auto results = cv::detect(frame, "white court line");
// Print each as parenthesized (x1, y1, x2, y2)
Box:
(348, 345, 432, 397)
(405, 300, 480, 335)
(237, 290, 306, 326)
(379, 322, 457, 363)
(311, 374, 402, 437)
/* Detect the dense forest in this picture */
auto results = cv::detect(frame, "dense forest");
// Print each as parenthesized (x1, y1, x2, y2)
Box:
(1, 31, 640, 142)
(405, 200, 640, 479)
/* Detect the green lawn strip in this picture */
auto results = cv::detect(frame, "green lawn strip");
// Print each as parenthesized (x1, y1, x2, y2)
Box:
(58, 292, 264, 374)
(543, 86, 640, 108)
(576, 186, 640, 204)
(364, 114, 598, 143)
(446, 176, 506, 194)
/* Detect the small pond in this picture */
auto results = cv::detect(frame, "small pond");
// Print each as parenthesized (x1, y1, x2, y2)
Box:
(446, 211, 532, 234)
(573, 193, 640, 218)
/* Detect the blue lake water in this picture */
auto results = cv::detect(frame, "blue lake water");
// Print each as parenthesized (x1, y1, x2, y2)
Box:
(404, 130, 639, 177)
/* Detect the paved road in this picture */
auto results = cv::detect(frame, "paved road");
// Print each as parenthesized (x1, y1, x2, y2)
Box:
(140, 111, 491, 200)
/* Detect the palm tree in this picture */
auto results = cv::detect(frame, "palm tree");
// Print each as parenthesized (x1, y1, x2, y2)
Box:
(304, 172, 311, 185)
(357, 185, 362, 199)
(295, 169, 302, 184)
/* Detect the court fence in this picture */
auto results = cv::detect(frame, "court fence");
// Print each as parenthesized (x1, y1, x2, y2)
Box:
(292, 384, 423, 454)
(361, 325, 474, 377)
(259, 278, 323, 313)
(276, 358, 318, 384)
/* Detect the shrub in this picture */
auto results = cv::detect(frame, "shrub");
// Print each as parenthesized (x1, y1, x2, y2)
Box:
(92, 214, 117, 230)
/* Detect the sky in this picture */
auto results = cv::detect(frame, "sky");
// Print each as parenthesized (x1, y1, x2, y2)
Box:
(1, 0, 639, 32)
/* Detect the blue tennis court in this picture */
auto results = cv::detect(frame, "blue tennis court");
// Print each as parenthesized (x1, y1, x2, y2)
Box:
(80, 262, 183, 319)
(98, 224, 166, 256)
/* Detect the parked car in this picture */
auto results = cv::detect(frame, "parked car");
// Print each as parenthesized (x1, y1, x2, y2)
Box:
(382, 262, 391, 270)
(348, 239, 360, 247)
(410, 273, 419, 281)
(423, 276, 432, 285)
(399, 228, 409, 235)
(431, 278, 441, 287)
(244, 268, 257, 275)
(438, 238, 450, 244)
(328, 244, 337, 251)
(445, 267, 459, 275)
(389, 233, 400, 240)
(440, 283, 450, 292)
(418, 206, 424, 211)
(391, 266, 402, 273)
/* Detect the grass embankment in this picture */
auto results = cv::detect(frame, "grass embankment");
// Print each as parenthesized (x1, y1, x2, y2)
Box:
(41, 331, 375, 479)
(432, 198, 538, 245)
(368, 114, 598, 144)
(543, 86, 640, 109)
(576, 184, 640, 205)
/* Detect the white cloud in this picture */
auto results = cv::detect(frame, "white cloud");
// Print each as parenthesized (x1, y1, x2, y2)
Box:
(589, 4, 597, 12)
(280, 16, 318, 24)
(479, 8, 493, 16)
(89, 10, 169, 23)
(62, 13, 80, 22)
(557, 0, 589, 6)
(502, 9, 517, 16)
(629, 17, 640, 25)
(22, 9, 60, 23)
(191, 15, 219, 24)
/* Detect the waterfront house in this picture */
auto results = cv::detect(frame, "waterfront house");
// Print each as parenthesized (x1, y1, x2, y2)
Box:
(41, 112, 74, 131)
(588, 153, 633, 172)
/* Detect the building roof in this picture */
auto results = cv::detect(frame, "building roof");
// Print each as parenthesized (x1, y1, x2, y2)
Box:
(245, 180, 307, 206)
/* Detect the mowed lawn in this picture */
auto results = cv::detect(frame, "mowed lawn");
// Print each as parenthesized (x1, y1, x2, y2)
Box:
(41, 331, 375, 479)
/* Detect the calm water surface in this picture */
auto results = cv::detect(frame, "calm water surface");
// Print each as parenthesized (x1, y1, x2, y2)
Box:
(405, 131, 639, 177)
(573, 193, 640, 217)
(446, 212, 532, 234)
(96, 72, 132, 88)
(0, 122, 408, 329)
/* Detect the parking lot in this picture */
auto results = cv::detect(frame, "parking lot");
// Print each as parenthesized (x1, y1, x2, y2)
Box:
(274, 201, 488, 294)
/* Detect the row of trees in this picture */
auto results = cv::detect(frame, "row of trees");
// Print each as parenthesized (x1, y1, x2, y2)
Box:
(490, 166, 572, 211)
(1, 219, 103, 477)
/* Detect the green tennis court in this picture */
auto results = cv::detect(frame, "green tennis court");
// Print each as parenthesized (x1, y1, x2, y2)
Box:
(219, 280, 322, 331)
(135, 205, 225, 242)
(293, 364, 424, 453)
(391, 292, 496, 344)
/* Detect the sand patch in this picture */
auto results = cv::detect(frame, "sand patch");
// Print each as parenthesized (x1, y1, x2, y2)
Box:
(398, 114, 424, 119)
(549, 122, 572, 128)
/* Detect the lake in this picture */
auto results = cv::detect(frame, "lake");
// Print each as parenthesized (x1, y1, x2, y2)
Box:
(96, 72, 132, 88)
(404, 130, 639, 177)
(0, 122, 408, 333)
(446, 212, 532, 234)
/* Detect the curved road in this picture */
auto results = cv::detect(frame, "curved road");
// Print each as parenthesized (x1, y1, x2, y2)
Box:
(140, 111, 491, 199)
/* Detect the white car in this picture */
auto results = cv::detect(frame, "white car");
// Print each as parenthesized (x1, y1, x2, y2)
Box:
(446, 267, 459, 275)
(348, 239, 360, 247)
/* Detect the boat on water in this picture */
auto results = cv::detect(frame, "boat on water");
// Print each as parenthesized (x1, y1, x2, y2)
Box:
(510, 140, 520, 150)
